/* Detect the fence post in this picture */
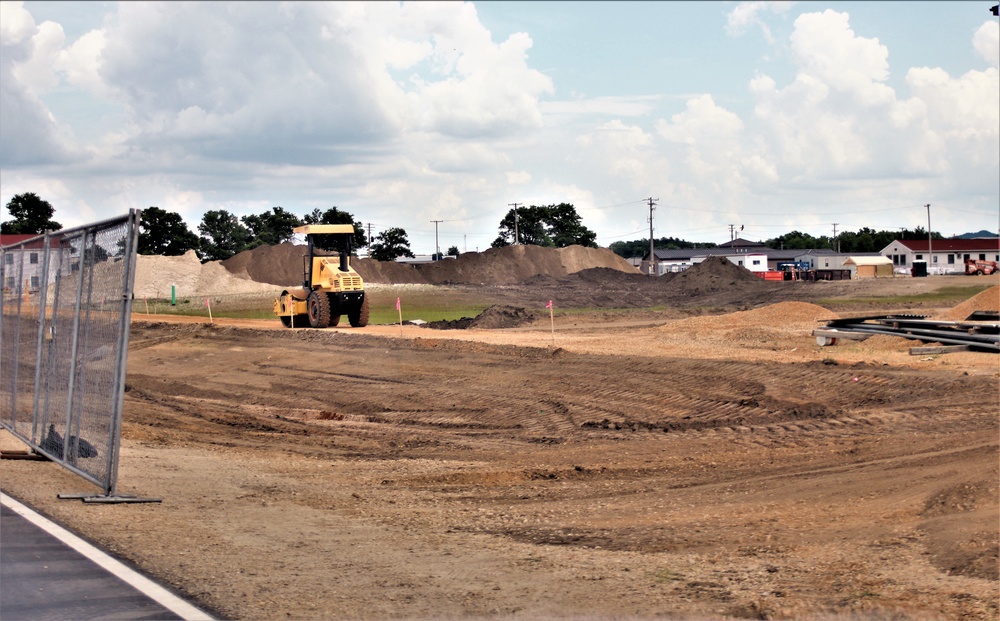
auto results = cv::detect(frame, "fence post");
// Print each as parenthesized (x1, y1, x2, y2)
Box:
(106, 208, 143, 498)
(30, 234, 53, 443)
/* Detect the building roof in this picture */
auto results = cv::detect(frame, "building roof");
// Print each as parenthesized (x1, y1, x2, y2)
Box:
(892, 238, 999, 252)
(0, 234, 71, 249)
(717, 237, 766, 250)
(767, 248, 824, 260)
(844, 256, 893, 266)
(1, 234, 41, 247)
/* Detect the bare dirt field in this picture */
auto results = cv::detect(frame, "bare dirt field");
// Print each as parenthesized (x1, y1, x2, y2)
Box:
(2, 259, 998, 621)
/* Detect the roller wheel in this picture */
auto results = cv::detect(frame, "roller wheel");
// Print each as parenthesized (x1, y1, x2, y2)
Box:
(279, 294, 306, 328)
(307, 291, 331, 328)
(348, 295, 369, 328)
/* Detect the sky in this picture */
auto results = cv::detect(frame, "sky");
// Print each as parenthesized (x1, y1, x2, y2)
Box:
(1, 1, 997, 255)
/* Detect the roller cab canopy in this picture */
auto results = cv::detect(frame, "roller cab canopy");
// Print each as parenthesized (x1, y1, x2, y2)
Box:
(294, 224, 356, 235)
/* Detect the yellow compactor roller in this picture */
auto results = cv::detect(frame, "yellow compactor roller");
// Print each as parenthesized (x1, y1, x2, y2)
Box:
(273, 224, 369, 328)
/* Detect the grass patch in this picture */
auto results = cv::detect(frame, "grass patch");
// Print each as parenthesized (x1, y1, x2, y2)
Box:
(816, 285, 992, 307)
(133, 289, 495, 324)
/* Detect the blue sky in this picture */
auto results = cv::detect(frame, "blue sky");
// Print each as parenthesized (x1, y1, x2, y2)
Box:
(1, 1, 997, 255)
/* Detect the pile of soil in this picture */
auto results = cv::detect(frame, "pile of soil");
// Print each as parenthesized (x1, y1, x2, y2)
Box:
(505, 256, 787, 310)
(220, 243, 638, 287)
(940, 285, 999, 321)
(135, 251, 275, 298)
(424, 305, 534, 330)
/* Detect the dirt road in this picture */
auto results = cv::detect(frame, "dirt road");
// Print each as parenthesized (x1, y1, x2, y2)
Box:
(1, 278, 998, 620)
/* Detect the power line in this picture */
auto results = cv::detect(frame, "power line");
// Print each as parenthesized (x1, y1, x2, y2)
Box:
(508, 202, 522, 245)
(646, 197, 658, 276)
(430, 220, 443, 258)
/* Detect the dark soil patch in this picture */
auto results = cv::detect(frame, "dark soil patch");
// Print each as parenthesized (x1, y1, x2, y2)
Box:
(424, 305, 534, 330)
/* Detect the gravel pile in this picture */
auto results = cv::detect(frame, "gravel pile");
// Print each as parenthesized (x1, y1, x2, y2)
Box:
(135, 251, 276, 298)
(220, 243, 638, 286)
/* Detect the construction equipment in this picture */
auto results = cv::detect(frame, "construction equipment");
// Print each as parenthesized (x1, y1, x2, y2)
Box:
(273, 224, 369, 328)
(964, 258, 998, 275)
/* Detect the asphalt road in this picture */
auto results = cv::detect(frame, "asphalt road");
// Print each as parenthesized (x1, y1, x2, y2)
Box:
(1, 493, 213, 621)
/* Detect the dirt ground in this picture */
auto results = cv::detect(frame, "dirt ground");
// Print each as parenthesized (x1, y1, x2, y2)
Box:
(2, 271, 998, 621)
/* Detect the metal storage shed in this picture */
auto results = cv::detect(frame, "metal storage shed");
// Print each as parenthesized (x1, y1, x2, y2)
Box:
(844, 256, 894, 278)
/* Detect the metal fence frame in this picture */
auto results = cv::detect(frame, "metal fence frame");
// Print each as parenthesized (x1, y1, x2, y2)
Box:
(1, 210, 148, 501)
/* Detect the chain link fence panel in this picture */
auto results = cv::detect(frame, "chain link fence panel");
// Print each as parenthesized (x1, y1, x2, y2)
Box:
(1, 211, 141, 496)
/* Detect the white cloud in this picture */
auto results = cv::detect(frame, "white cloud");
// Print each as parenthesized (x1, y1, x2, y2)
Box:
(656, 94, 744, 145)
(790, 10, 894, 106)
(11, 19, 64, 92)
(734, 7, 998, 233)
(87, 2, 552, 165)
(0, 1, 35, 49)
(725, 1, 793, 44)
(0, 2, 72, 165)
(973, 20, 999, 68)
(1, 2, 996, 244)
(57, 28, 108, 94)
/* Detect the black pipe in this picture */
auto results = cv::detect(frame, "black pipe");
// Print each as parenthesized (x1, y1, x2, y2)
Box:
(340, 235, 352, 272)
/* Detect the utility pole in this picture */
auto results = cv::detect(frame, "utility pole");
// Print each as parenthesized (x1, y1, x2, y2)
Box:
(366, 223, 373, 251)
(925, 204, 932, 274)
(508, 203, 522, 245)
(431, 220, 443, 260)
(832, 223, 839, 253)
(647, 197, 658, 276)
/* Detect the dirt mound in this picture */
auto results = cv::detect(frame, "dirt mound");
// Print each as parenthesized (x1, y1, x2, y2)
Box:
(222, 243, 314, 287)
(939, 285, 999, 321)
(508, 256, 785, 310)
(135, 250, 275, 298)
(424, 305, 534, 330)
(667, 255, 770, 293)
(420, 245, 637, 286)
(221, 243, 638, 287)
(661, 301, 837, 340)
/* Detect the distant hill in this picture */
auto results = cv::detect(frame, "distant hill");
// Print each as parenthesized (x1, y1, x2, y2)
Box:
(955, 230, 998, 239)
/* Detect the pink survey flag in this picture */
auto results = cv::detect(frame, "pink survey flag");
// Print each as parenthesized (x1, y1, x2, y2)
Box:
(395, 297, 401, 311)
(546, 300, 553, 309)
(205, 298, 210, 307)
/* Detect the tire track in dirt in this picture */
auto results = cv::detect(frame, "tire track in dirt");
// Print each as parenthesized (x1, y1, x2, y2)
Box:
(124, 325, 997, 455)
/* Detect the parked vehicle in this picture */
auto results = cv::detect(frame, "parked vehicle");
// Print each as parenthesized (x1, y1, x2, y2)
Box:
(964, 259, 998, 275)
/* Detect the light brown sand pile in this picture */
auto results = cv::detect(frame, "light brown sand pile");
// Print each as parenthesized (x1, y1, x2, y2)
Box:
(221, 243, 638, 286)
(661, 301, 838, 337)
(134, 251, 276, 298)
(940, 285, 1000, 321)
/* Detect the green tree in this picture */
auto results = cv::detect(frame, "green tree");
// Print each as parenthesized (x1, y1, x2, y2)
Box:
(608, 237, 717, 258)
(764, 231, 829, 250)
(446, 245, 460, 257)
(491, 203, 597, 249)
(369, 227, 415, 262)
(242, 207, 302, 248)
(493, 206, 548, 247)
(303, 206, 367, 251)
(2, 192, 61, 234)
(198, 210, 250, 262)
(547, 203, 597, 248)
(138, 207, 200, 256)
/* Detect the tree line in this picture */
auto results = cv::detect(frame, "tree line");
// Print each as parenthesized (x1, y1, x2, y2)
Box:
(5, 192, 956, 262)
(610, 228, 947, 258)
(1, 193, 601, 262)
(0, 193, 416, 262)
